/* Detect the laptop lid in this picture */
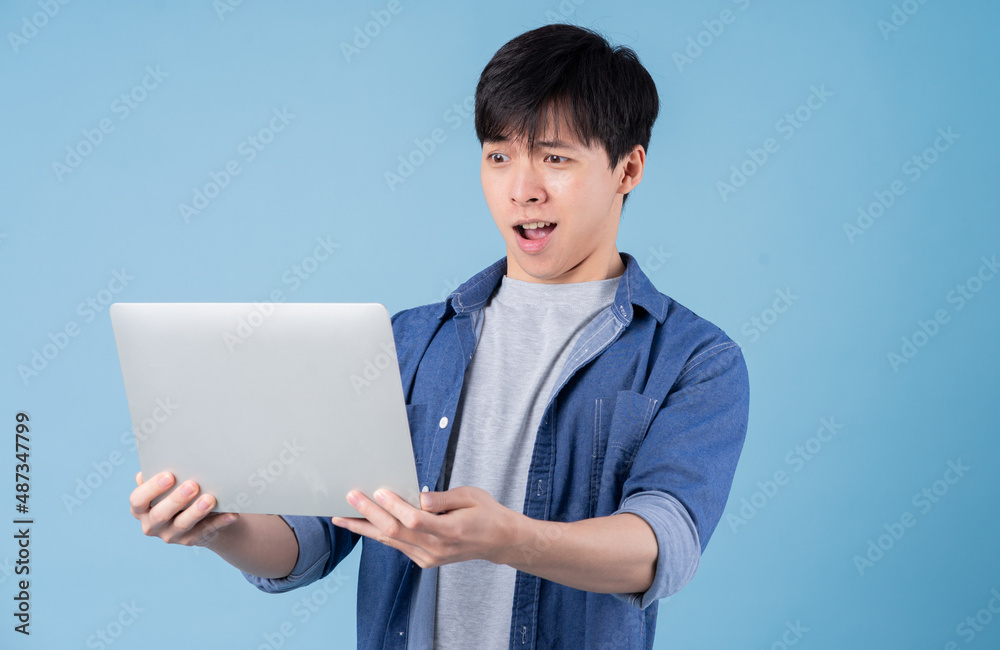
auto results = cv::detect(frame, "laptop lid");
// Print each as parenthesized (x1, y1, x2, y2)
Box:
(110, 302, 421, 517)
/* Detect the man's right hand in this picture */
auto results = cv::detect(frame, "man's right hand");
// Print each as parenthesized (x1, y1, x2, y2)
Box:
(129, 471, 239, 547)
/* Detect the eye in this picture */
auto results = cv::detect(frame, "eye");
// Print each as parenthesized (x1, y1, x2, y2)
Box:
(545, 154, 568, 164)
(488, 153, 509, 164)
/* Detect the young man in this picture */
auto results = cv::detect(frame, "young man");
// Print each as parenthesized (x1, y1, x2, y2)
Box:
(130, 24, 749, 649)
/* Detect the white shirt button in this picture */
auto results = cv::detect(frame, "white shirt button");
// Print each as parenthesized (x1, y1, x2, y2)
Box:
(439, 416, 448, 429)
(422, 486, 429, 492)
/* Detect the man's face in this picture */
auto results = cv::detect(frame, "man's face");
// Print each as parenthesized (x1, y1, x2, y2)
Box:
(480, 119, 639, 284)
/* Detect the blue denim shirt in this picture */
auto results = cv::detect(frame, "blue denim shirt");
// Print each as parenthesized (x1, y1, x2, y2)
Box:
(244, 253, 750, 649)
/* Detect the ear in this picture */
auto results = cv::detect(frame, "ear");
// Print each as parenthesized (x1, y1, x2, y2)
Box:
(616, 145, 646, 195)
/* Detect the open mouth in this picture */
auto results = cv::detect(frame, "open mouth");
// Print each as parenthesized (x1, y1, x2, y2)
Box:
(516, 221, 556, 240)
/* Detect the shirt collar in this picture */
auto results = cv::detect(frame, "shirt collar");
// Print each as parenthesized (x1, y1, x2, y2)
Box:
(445, 253, 668, 325)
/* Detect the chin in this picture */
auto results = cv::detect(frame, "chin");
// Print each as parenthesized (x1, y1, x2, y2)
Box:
(511, 256, 567, 282)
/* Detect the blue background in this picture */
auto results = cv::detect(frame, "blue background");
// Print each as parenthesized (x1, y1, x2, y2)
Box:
(1, 1, 998, 648)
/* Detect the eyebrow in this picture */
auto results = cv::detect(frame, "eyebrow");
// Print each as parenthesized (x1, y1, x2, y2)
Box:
(534, 139, 581, 151)
(482, 137, 583, 153)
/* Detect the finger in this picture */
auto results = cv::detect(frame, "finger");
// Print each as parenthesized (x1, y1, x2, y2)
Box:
(345, 491, 393, 526)
(332, 515, 429, 561)
(373, 489, 425, 529)
(331, 515, 375, 536)
(332, 516, 395, 543)
(346, 491, 423, 541)
(129, 471, 175, 517)
(347, 491, 420, 546)
(135, 471, 143, 486)
(170, 493, 219, 532)
(419, 487, 477, 514)
(145, 479, 201, 529)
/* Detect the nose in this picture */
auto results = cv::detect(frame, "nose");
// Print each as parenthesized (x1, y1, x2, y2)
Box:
(509, 161, 546, 206)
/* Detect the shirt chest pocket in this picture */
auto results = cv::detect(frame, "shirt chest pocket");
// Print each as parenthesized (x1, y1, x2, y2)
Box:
(589, 390, 659, 518)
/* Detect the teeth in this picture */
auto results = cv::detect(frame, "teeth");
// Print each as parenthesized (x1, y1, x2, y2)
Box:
(521, 222, 551, 230)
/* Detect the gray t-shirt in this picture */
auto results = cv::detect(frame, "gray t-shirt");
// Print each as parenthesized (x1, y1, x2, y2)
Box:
(433, 273, 621, 649)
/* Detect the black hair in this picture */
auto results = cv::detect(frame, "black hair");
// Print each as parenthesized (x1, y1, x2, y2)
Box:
(475, 24, 659, 198)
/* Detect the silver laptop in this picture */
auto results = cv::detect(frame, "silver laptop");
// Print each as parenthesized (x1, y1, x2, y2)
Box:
(110, 302, 421, 517)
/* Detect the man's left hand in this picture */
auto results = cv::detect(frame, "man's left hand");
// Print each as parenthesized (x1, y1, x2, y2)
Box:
(331, 486, 518, 569)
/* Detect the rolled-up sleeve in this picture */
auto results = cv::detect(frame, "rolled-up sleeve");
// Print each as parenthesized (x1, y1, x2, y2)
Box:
(610, 337, 748, 609)
(624, 342, 750, 551)
(241, 515, 358, 594)
(612, 490, 701, 609)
